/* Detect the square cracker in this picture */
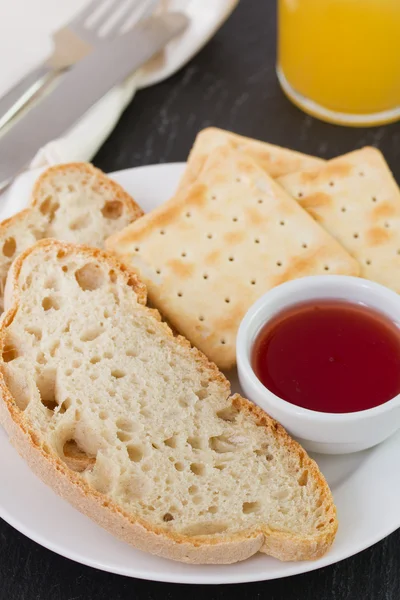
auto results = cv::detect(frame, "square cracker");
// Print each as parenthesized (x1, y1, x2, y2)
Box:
(278, 147, 400, 293)
(107, 146, 359, 369)
(179, 127, 325, 191)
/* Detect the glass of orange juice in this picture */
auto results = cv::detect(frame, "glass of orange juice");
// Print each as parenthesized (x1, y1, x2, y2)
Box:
(277, 0, 400, 126)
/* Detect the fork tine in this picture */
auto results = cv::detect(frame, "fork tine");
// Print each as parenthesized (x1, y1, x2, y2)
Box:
(100, 0, 159, 37)
(119, 0, 160, 34)
(69, 0, 112, 27)
(96, 0, 137, 36)
(69, 0, 159, 43)
(84, 0, 119, 29)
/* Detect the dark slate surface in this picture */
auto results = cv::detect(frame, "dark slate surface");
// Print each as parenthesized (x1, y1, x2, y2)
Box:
(2, 2, 400, 599)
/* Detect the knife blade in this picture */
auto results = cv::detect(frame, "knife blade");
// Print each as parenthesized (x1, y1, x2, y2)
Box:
(0, 12, 188, 191)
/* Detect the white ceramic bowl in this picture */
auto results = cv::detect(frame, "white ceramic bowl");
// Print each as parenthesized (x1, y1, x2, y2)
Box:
(237, 276, 400, 454)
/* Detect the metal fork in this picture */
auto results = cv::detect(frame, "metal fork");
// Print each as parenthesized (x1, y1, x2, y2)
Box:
(0, 0, 159, 130)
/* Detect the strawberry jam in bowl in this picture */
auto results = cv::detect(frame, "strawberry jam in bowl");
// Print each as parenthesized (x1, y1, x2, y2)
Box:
(237, 276, 400, 454)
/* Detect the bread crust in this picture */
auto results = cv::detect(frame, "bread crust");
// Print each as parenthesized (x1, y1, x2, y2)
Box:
(0, 240, 337, 564)
(31, 163, 144, 222)
(0, 163, 144, 311)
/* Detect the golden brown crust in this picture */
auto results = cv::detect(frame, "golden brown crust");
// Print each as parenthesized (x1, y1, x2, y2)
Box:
(3, 239, 147, 311)
(31, 162, 144, 222)
(179, 127, 325, 190)
(0, 240, 337, 563)
(231, 394, 338, 558)
(0, 163, 144, 312)
(0, 208, 34, 239)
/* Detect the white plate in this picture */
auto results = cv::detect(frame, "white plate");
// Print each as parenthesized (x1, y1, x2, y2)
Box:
(1, 163, 400, 585)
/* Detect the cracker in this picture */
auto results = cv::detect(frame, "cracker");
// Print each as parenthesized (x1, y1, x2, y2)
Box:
(107, 146, 359, 369)
(179, 127, 325, 190)
(278, 147, 400, 293)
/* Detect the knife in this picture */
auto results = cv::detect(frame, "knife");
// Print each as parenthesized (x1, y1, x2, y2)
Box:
(0, 12, 188, 191)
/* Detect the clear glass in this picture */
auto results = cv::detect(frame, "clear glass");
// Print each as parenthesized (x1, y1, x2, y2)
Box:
(277, 0, 400, 126)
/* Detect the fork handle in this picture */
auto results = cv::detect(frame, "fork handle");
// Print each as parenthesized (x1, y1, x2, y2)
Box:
(0, 64, 59, 131)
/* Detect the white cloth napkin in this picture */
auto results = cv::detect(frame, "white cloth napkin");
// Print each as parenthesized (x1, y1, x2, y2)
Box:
(0, 0, 130, 166)
(0, 0, 238, 169)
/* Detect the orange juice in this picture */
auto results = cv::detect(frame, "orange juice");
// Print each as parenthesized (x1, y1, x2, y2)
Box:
(277, 0, 400, 126)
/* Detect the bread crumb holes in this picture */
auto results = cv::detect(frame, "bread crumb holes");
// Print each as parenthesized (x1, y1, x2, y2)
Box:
(2, 237, 16, 258)
(42, 296, 60, 311)
(242, 501, 260, 514)
(127, 444, 143, 462)
(117, 431, 131, 442)
(190, 463, 205, 476)
(298, 470, 309, 486)
(2, 339, 18, 362)
(164, 436, 178, 449)
(187, 436, 202, 450)
(101, 200, 123, 219)
(195, 388, 208, 400)
(111, 369, 126, 379)
(163, 513, 174, 522)
(69, 214, 91, 231)
(75, 263, 105, 291)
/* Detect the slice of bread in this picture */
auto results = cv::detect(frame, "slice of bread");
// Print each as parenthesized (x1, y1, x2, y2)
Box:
(178, 127, 325, 191)
(0, 239, 337, 564)
(107, 145, 359, 369)
(0, 163, 143, 310)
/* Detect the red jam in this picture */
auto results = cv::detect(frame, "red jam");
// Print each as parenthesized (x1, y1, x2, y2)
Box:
(252, 300, 400, 413)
